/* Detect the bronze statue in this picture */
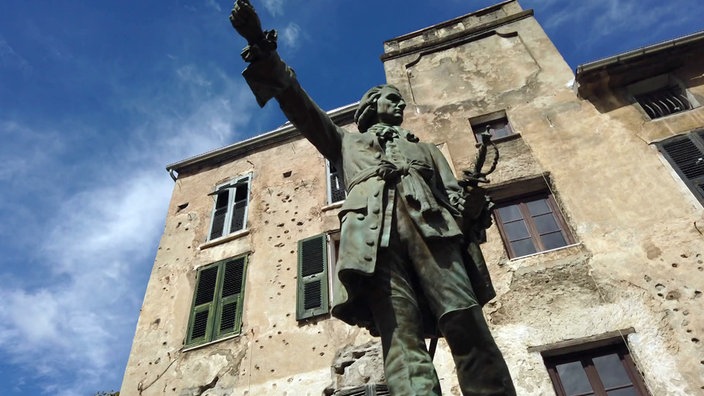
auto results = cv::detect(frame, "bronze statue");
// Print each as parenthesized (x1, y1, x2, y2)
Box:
(230, 1, 516, 394)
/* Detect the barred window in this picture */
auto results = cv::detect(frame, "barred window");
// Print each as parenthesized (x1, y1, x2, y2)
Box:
(635, 86, 692, 119)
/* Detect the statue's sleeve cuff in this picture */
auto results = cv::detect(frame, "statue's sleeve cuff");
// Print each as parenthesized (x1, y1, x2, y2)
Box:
(242, 51, 295, 107)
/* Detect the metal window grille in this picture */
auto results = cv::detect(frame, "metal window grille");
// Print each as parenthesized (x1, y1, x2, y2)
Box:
(635, 86, 692, 119)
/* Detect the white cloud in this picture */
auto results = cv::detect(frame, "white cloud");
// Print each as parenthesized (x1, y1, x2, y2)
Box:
(205, 0, 222, 12)
(0, 61, 258, 394)
(261, 0, 286, 17)
(281, 22, 302, 49)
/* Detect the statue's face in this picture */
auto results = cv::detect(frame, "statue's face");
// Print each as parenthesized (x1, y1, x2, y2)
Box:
(375, 86, 406, 126)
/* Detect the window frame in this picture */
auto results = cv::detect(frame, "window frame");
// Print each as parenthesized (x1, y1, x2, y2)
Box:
(185, 255, 248, 347)
(207, 174, 252, 241)
(494, 191, 574, 259)
(656, 129, 704, 206)
(544, 342, 650, 396)
(469, 110, 516, 143)
(326, 160, 347, 204)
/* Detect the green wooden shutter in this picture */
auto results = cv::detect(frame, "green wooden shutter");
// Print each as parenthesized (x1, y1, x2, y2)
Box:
(659, 130, 704, 205)
(215, 257, 247, 338)
(187, 265, 219, 345)
(296, 234, 329, 320)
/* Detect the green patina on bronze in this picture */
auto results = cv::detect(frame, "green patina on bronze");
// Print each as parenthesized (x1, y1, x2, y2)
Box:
(229, 1, 516, 394)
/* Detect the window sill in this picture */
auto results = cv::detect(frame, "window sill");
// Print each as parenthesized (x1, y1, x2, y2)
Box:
(322, 201, 344, 212)
(509, 242, 582, 262)
(199, 229, 250, 250)
(183, 333, 240, 352)
(645, 106, 699, 122)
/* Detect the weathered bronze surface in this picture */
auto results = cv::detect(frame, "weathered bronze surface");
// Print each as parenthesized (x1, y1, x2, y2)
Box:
(229, 1, 516, 394)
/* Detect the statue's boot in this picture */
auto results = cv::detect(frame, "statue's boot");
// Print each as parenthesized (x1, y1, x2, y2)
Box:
(439, 306, 516, 396)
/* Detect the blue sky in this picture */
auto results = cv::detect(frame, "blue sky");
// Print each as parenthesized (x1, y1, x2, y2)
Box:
(0, 0, 701, 394)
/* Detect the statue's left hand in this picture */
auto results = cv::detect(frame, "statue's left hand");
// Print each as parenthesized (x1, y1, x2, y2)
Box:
(230, 0, 265, 45)
(462, 186, 490, 220)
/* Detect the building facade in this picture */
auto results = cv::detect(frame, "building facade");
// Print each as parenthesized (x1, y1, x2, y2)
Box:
(121, 1, 704, 395)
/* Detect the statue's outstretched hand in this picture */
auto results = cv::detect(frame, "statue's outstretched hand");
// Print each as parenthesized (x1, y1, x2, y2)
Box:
(230, 0, 265, 45)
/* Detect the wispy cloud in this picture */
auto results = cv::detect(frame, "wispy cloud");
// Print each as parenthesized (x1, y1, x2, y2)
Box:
(0, 36, 31, 74)
(261, 0, 286, 17)
(281, 22, 302, 49)
(205, 0, 222, 12)
(0, 58, 256, 394)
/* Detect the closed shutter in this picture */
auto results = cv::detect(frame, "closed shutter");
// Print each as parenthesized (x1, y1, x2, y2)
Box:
(215, 257, 246, 338)
(187, 266, 219, 344)
(296, 234, 329, 320)
(658, 130, 704, 204)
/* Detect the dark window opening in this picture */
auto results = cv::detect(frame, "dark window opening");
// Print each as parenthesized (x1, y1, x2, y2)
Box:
(473, 116, 514, 142)
(328, 161, 347, 204)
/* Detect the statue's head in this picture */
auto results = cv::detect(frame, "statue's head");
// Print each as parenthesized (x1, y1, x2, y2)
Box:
(354, 84, 406, 132)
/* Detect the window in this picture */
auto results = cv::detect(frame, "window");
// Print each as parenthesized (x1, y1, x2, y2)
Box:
(544, 342, 649, 396)
(296, 233, 338, 320)
(186, 255, 248, 346)
(208, 175, 251, 240)
(470, 110, 515, 142)
(494, 191, 573, 258)
(635, 86, 693, 119)
(657, 129, 704, 205)
(628, 74, 698, 120)
(327, 160, 347, 204)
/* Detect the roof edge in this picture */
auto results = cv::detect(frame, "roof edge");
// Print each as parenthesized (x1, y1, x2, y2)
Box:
(576, 30, 704, 76)
(166, 102, 359, 178)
